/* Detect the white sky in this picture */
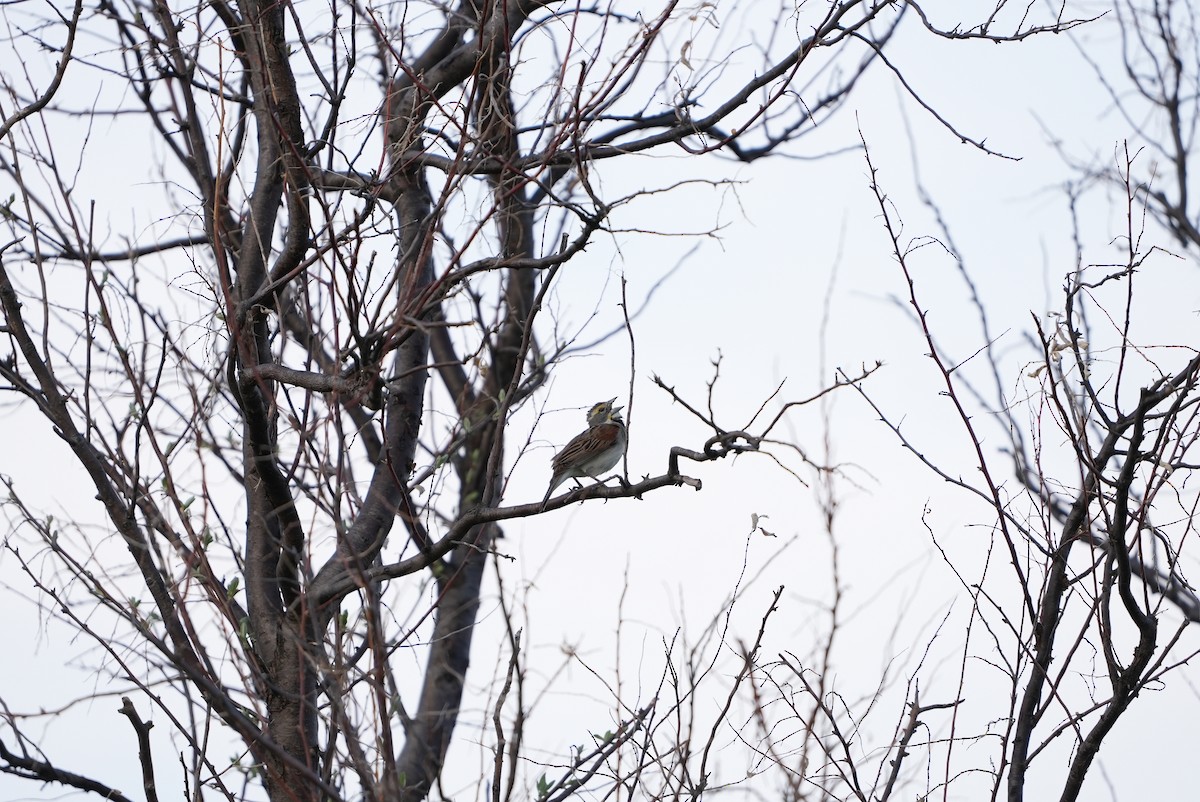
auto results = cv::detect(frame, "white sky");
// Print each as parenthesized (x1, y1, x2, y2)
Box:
(2, 2, 1199, 801)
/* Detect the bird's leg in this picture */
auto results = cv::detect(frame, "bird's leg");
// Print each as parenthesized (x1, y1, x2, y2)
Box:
(590, 472, 630, 490)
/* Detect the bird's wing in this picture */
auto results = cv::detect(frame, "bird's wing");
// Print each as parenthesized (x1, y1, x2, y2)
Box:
(551, 423, 622, 473)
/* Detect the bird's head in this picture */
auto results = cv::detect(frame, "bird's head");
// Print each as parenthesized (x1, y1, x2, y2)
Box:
(587, 397, 623, 426)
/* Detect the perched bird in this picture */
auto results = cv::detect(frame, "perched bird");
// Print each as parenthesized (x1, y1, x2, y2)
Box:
(542, 398, 627, 509)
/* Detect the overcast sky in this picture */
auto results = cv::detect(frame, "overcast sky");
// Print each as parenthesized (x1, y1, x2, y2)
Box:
(2, 2, 1198, 801)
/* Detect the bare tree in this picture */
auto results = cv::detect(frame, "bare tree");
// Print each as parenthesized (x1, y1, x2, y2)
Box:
(0, 2, 1101, 802)
(764, 127, 1200, 802)
(643, 3, 1200, 798)
(1071, 0, 1200, 252)
(888, 146, 1199, 802)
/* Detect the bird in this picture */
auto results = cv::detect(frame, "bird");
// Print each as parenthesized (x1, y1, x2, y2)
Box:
(541, 398, 627, 509)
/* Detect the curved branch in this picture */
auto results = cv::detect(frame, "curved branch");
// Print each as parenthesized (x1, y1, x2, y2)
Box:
(0, 0, 85, 142)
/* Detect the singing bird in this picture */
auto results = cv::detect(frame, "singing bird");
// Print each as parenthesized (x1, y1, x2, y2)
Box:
(542, 398, 627, 509)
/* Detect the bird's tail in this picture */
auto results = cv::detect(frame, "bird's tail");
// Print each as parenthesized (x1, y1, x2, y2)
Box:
(540, 476, 562, 512)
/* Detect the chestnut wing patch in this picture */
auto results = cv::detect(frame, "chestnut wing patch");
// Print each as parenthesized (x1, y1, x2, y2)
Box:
(551, 422, 622, 472)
